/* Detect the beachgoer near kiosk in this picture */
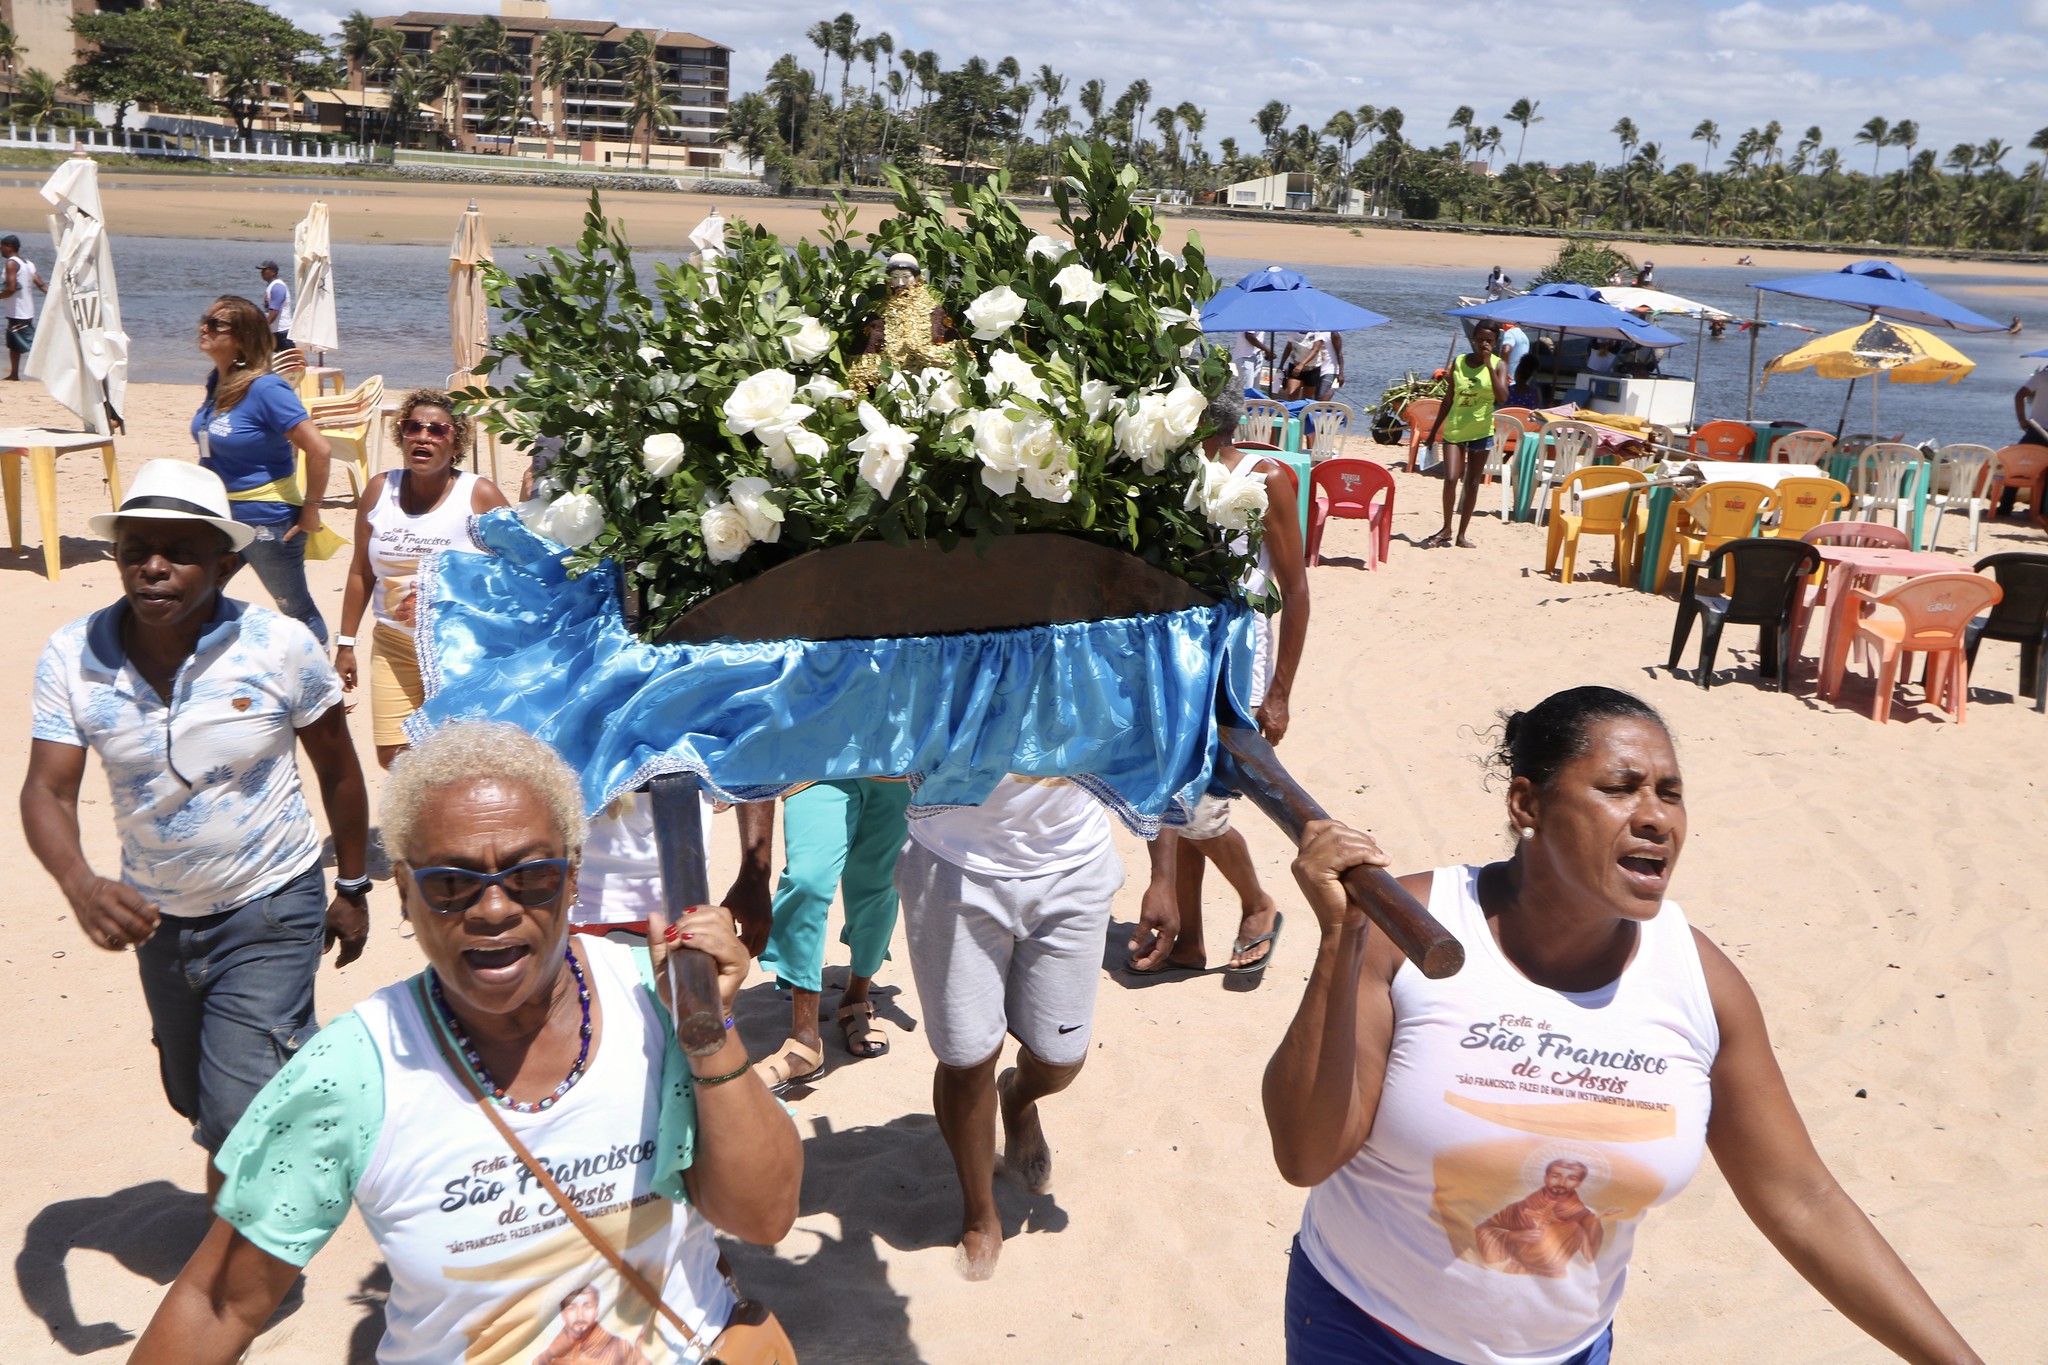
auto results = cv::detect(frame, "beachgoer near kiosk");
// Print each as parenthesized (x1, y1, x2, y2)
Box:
(1264, 686, 1983, 1364)
(22, 460, 370, 1193)
(257, 260, 293, 354)
(1137, 387, 1308, 978)
(2, 232, 47, 381)
(897, 776, 1177, 1280)
(1423, 322, 1509, 549)
(334, 389, 510, 768)
(192, 295, 336, 644)
(131, 720, 802, 1363)
(1280, 332, 1327, 401)
(1497, 321, 1531, 382)
(737, 779, 915, 1089)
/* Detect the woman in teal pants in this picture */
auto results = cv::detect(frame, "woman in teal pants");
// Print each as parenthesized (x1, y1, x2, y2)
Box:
(751, 778, 915, 1089)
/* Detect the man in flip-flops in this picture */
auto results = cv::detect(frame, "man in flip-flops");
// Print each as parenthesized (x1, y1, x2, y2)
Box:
(737, 779, 914, 1090)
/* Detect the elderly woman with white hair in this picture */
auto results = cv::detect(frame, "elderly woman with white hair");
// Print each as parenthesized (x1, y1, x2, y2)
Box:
(134, 721, 801, 1364)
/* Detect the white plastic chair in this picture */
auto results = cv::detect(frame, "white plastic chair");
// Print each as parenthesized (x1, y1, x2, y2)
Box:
(1847, 443, 1925, 530)
(1925, 444, 1997, 553)
(1241, 399, 1287, 447)
(1769, 428, 1837, 465)
(1532, 420, 1600, 525)
(1301, 401, 1353, 460)
(1489, 412, 1526, 518)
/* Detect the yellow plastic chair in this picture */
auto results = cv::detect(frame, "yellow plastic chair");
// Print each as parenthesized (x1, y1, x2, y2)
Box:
(1655, 480, 1779, 593)
(306, 374, 386, 499)
(1545, 466, 1648, 585)
(1767, 476, 1850, 542)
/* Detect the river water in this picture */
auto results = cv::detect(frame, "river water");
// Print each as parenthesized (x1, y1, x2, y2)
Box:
(10, 231, 2045, 450)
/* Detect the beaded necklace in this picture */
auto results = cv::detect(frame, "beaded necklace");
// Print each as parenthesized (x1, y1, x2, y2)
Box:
(428, 945, 592, 1112)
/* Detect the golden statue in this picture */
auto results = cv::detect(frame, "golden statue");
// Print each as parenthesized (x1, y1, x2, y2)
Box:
(847, 253, 966, 393)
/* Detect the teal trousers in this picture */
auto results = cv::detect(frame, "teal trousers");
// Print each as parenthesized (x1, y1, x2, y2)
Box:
(757, 778, 913, 993)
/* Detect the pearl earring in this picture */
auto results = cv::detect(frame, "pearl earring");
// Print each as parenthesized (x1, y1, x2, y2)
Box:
(1519, 827, 1536, 841)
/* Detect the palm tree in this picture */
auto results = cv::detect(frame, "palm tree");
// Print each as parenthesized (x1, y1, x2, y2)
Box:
(1122, 79, 1151, 161)
(1890, 119, 1920, 240)
(337, 11, 377, 88)
(611, 30, 672, 168)
(1944, 142, 1980, 246)
(1791, 125, 1822, 175)
(384, 65, 430, 147)
(830, 12, 858, 179)
(1177, 102, 1206, 176)
(11, 67, 60, 126)
(1324, 110, 1359, 191)
(1855, 116, 1890, 222)
(1254, 99, 1289, 162)
(1078, 78, 1104, 141)
(428, 26, 473, 149)
(764, 54, 813, 157)
(805, 20, 833, 96)
(1033, 65, 1065, 154)
(1611, 117, 1639, 223)
(1505, 98, 1543, 166)
(2026, 126, 2048, 250)
(481, 71, 527, 140)
(1153, 105, 1179, 179)
(535, 29, 587, 156)
(1447, 104, 1474, 150)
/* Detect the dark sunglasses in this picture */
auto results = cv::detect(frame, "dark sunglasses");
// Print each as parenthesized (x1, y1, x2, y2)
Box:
(407, 857, 571, 914)
(198, 316, 233, 333)
(402, 419, 454, 438)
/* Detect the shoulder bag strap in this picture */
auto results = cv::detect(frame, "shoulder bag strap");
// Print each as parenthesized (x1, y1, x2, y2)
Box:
(412, 977, 700, 1347)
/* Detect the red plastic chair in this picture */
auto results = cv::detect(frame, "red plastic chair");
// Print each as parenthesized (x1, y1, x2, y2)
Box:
(1850, 572, 2003, 723)
(1305, 457, 1395, 569)
(1690, 418, 1755, 462)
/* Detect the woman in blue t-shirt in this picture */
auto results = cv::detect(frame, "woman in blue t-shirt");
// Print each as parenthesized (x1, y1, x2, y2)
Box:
(191, 296, 335, 642)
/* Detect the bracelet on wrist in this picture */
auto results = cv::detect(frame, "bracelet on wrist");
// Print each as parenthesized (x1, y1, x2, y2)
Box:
(692, 1058, 753, 1088)
(334, 634, 356, 648)
(334, 875, 372, 898)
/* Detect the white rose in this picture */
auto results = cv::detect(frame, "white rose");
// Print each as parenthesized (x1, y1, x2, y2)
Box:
(1080, 379, 1119, 422)
(1026, 233, 1069, 262)
(637, 345, 663, 364)
(699, 501, 753, 563)
(1113, 393, 1175, 474)
(986, 348, 1049, 404)
(515, 494, 552, 536)
(1017, 422, 1077, 504)
(726, 476, 784, 544)
(723, 368, 804, 435)
(1052, 262, 1107, 308)
(786, 316, 833, 363)
(536, 489, 604, 548)
(799, 374, 854, 404)
(968, 408, 1024, 494)
(924, 371, 967, 415)
(848, 400, 916, 498)
(964, 284, 1027, 341)
(757, 419, 827, 477)
(640, 431, 686, 480)
(1161, 373, 1209, 440)
(1184, 457, 1269, 531)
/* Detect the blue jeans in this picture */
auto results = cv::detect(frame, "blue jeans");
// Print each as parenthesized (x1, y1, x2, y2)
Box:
(1284, 1239, 1613, 1365)
(135, 862, 326, 1151)
(238, 519, 327, 643)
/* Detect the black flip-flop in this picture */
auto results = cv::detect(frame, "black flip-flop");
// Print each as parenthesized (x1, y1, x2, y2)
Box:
(1222, 912, 1284, 975)
(1125, 955, 1206, 977)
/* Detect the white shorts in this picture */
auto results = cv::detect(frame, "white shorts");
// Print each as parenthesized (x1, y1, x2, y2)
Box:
(896, 838, 1124, 1068)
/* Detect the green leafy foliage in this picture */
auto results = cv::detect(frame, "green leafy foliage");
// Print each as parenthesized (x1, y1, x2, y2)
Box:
(1532, 237, 1637, 288)
(471, 142, 1252, 640)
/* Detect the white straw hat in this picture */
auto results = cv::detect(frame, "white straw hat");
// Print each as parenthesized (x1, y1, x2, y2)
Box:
(89, 460, 256, 551)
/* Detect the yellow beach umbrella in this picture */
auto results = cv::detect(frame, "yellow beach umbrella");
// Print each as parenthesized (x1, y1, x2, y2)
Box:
(1762, 317, 1974, 434)
(448, 199, 494, 385)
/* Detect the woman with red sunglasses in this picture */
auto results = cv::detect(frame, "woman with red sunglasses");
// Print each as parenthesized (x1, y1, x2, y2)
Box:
(335, 389, 509, 767)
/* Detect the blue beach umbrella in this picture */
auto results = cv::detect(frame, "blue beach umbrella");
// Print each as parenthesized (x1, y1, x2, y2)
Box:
(1199, 265, 1391, 333)
(1445, 283, 1688, 346)
(2024, 346, 2048, 358)
(1749, 260, 2004, 332)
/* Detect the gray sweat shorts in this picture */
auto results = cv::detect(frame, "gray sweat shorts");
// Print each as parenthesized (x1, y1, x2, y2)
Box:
(896, 838, 1125, 1068)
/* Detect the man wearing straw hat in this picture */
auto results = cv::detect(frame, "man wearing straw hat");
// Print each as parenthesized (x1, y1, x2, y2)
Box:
(21, 461, 371, 1195)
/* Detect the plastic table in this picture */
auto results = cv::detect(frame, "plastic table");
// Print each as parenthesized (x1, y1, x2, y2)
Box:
(0, 428, 123, 581)
(1242, 441, 1311, 539)
(1813, 545, 1964, 702)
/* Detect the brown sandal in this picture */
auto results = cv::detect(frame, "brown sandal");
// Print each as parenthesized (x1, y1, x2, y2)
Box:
(751, 1038, 825, 1091)
(837, 1001, 889, 1059)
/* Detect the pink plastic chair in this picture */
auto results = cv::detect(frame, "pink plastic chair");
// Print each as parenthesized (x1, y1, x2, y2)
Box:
(1851, 572, 2003, 723)
(1305, 457, 1395, 569)
(1792, 520, 1913, 660)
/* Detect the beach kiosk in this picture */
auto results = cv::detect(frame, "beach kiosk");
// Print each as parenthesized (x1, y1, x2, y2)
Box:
(419, 162, 1462, 1039)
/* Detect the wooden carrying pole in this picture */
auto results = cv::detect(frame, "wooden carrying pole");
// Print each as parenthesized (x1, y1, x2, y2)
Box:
(1217, 725, 1464, 978)
(647, 772, 732, 1056)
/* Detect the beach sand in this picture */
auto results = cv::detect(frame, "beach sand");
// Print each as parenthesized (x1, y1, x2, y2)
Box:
(2, 382, 2043, 1362)
(5, 169, 2047, 283)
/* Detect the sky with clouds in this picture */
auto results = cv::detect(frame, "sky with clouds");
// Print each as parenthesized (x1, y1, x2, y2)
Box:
(285, 0, 2048, 169)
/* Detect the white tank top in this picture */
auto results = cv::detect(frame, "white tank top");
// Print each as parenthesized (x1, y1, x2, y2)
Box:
(5, 256, 38, 321)
(1299, 865, 1719, 1365)
(368, 469, 479, 636)
(351, 939, 733, 1364)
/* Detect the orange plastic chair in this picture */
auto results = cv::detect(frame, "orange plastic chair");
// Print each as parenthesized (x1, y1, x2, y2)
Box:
(1544, 466, 1647, 585)
(1767, 428, 1836, 465)
(1495, 406, 1537, 426)
(1401, 398, 1443, 470)
(1304, 457, 1395, 569)
(1768, 476, 1850, 541)
(1850, 572, 2003, 723)
(1689, 419, 1755, 462)
(1657, 481, 1778, 593)
(1989, 444, 2048, 523)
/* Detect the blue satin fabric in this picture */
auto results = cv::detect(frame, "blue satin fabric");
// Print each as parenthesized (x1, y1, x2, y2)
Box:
(411, 512, 1258, 835)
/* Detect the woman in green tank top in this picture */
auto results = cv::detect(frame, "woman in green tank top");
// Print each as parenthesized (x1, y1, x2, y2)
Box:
(1422, 322, 1510, 548)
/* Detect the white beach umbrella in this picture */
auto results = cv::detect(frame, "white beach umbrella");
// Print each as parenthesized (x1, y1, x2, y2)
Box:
(292, 200, 338, 357)
(448, 199, 494, 384)
(25, 152, 129, 433)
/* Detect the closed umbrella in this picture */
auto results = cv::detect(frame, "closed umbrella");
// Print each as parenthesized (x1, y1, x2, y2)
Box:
(291, 200, 338, 359)
(449, 199, 494, 385)
(1762, 318, 1974, 435)
(25, 152, 128, 433)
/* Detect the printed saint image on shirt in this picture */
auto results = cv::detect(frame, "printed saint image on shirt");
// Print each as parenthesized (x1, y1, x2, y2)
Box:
(1430, 1131, 1665, 1278)
(534, 1285, 652, 1365)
